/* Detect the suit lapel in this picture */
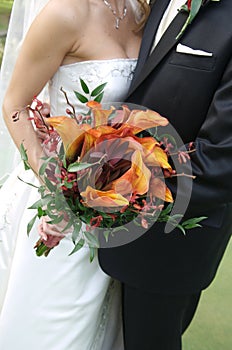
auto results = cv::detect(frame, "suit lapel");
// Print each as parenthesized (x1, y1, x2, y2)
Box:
(132, 0, 170, 83)
(128, 9, 188, 97)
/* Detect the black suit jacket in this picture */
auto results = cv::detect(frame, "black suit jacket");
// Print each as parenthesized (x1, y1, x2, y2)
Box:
(99, 0, 232, 294)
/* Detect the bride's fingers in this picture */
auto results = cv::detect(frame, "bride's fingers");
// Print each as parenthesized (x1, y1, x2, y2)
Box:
(42, 219, 66, 237)
(38, 222, 48, 241)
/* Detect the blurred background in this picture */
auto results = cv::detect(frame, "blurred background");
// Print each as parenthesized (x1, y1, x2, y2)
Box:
(0, 1, 231, 348)
(0, 0, 12, 67)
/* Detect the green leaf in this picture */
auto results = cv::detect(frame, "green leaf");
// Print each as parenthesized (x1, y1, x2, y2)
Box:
(74, 91, 89, 104)
(47, 215, 64, 225)
(68, 162, 94, 172)
(91, 83, 107, 97)
(27, 214, 38, 236)
(69, 238, 85, 255)
(160, 203, 173, 216)
(46, 200, 56, 214)
(19, 143, 31, 170)
(64, 219, 74, 233)
(112, 226, 129, 233)
(184, 223, 202, 229)
(17, 176, 39, 189)
(54, 194, 65, 211)
(94, 92, 104, 103)
(38, 161, 49, 176)
(84, 231, 100, 248)
(44, 176, 56, 192)
(71, 221, 82, 243)
(176, 0, 202, 39)
(37, 206, 46, 218)
(103, 229, 111, 242)
(19, 143, 28, 161)
(80, 78, 90, 94)
(28, 199, 43, 210)
(176, 223, 186, 235)
(89, 247, 96, 262)
(182, 216, 207, 226)
(189, 0, 202, 23)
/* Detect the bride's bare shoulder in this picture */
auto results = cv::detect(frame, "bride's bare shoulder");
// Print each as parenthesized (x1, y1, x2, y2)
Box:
(40, 0, 90, 29)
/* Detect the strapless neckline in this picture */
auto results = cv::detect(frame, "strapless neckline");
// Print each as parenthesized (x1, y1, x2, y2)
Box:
(60, 58, 138, 69)
(49, 57, 137, 117)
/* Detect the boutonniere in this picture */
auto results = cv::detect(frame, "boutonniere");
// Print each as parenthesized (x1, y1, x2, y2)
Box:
(176, 0, 220, 39)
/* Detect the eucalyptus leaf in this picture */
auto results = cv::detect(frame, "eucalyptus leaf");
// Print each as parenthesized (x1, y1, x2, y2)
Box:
(71, 221, 82, 243)
(182, 216, 207, 226)
(89, 247, 96, 262)
(68, 162, 94, 172)
(28, 199, 43, 210)
(47, 215, 64, 225)
(19, 143, 28, 161)
(112, 226, 129, 233)
(176, 223, 186, 235)
(39, 161, 49, 176)
(19, 143, 30, 170)
(103, 229, 111, 242)
(44, 177, 56, 192)
(69, 238, 85, 256)
(84, 231, 100, 248)
(27, 214, 38, 236)
(17, 176, 39, 189)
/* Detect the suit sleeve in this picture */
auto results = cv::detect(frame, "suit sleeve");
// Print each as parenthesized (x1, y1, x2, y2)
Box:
(171, 55, 232, 211)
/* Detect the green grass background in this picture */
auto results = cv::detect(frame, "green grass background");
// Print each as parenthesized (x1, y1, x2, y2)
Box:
(0, 1, 231, 348)
(0, 0, 13, 66)
(0, 0, 12, 31)
(183, 239, 232, 349)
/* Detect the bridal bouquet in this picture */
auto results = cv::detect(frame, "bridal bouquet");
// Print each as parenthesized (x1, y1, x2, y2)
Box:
(19, 81, 205, 258)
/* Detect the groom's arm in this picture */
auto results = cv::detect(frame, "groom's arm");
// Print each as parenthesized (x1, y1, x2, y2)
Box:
(169, 55, 232, 212)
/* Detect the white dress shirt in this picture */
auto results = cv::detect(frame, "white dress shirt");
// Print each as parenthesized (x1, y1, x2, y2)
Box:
(152, 0, 186, 51)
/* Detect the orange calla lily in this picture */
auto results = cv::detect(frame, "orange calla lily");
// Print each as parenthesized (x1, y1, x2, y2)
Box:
(92, 106, 115, 127)
(80, 186, 129, 208)
(126, 109, 169, 133)
(111, 150, 151, 196)
(150, 177, 173, 202)
(46, 116, 85, 151)
(135, 136, 172, 170)
(86, 101, 102, 109)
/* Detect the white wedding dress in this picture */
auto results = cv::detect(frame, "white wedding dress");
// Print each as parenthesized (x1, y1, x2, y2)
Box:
(0, 58, 137, 350)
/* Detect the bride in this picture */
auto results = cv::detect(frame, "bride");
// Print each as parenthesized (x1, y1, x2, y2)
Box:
(0, 0, 150, 349)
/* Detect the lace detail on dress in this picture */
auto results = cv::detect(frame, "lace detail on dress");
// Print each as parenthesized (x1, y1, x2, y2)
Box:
(91, 279, 123, 350)
(48, 59, 137, 117)
(0, 164, 35, 270)
(0, 194, 16, 269)
(61, 60, 136, 84)
(90, 280, 115, 350)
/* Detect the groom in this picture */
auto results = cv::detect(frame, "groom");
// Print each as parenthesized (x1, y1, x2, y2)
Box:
(99, 0, 232, 349)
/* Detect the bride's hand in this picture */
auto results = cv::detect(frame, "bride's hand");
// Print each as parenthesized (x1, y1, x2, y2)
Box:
(38, 216, 69, 248)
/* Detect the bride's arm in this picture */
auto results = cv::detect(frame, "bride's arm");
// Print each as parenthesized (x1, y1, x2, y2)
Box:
(2, 0, 83, 175)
